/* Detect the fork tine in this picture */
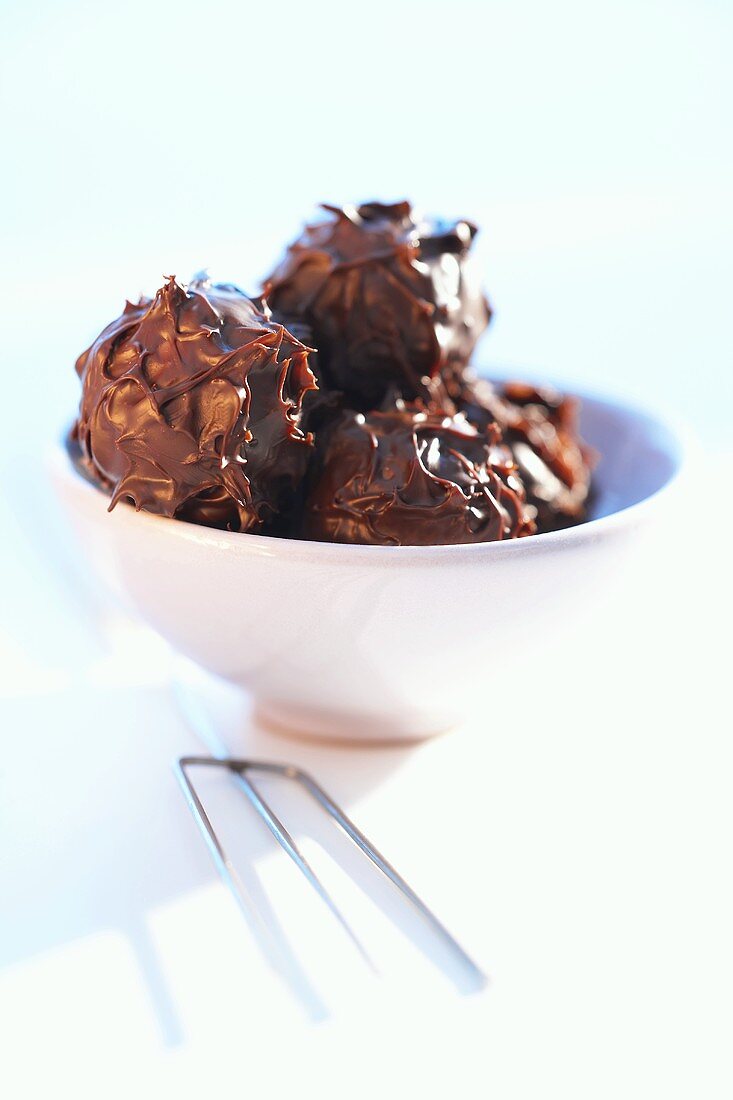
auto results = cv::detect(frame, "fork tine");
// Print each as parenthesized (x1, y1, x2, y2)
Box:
(290, 767, 487, 990)
(229, 764, 377, 973)
(176, 758, 330, 1022)
(176, 758, 257, 926)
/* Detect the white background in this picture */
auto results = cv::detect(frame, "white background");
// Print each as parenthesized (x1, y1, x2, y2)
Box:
(1, 2, 732, 1097)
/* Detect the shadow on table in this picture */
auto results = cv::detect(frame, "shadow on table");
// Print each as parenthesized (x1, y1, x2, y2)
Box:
(0, 678, 416, 1042)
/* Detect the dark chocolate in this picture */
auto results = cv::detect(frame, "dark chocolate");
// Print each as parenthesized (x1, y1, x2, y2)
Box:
(302, 401, 534, 546)
(447, 372, 594, 531)
(73, 275, 317, 532)
(263, 201, 491, 409)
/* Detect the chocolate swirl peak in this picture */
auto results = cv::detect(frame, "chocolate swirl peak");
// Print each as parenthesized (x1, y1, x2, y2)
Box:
(73, 275, 317, 532)
(303, 400, 534, 546)
(263, 201, 491, 408)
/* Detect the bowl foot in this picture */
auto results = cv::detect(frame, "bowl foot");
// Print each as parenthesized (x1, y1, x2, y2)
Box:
(171, 658, 456, 750)
(254, 700, 455, 747)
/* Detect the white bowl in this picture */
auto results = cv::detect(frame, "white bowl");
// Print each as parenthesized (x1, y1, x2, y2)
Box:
(51, 386, 685, 743)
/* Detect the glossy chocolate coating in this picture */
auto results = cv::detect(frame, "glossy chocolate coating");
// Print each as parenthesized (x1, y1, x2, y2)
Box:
(263, 201, 491, 409)
(73, 275, 317, 532)
(302, 402, 534, 546)
(448, 373, 594, 531)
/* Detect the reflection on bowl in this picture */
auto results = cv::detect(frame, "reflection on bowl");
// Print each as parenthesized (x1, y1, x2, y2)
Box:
(51, 385, 685, 743)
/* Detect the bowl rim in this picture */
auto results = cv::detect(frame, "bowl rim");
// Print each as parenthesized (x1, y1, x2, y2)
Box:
(53, 382, 689, 565)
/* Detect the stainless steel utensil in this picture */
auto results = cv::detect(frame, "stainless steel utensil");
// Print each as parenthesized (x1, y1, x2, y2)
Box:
(176, 755, 486, 995)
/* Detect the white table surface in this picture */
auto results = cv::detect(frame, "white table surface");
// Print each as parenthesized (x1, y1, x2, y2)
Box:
(1, 447, 731, 1098)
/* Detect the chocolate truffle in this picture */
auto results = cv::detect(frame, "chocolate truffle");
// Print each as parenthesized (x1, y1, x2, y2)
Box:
(263, 201, 491, 409)
(73, 275, 317, 532)
(302, 402, 534, 546)
(448, 373, 594, 531)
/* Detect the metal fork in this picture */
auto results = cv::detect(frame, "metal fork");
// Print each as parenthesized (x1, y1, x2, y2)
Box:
(175, 755, 486, 996)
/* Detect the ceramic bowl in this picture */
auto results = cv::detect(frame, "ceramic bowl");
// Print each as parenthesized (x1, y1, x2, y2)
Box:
(51, 384, 685, 742)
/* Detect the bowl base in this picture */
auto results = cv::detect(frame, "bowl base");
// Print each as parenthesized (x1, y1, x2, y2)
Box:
(171, 657, 454, 749)
(254, 699, 455, 747)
